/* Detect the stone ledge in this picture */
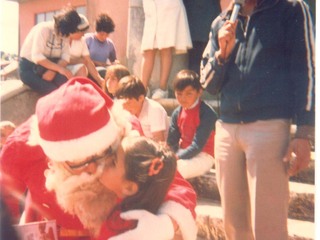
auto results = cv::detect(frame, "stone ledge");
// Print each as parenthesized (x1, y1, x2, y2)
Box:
(195, 200, 314, 240)
(290, 153, 315, 184)
(1, 79, 41, 126)
(189, 168, 314, 222)
(1, 79, 30, 102)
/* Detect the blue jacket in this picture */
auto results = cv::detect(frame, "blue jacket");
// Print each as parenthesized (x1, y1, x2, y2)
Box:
(201, 0, 315, 126)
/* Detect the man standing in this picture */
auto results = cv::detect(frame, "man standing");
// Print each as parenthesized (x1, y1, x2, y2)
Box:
(201, 0, 315, 239)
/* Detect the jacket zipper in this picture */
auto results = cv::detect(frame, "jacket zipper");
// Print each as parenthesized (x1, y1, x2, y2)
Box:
(237, 16, 250, 113)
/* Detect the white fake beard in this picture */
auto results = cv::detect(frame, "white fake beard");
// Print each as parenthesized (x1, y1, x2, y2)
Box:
(45, 162, 117, 236)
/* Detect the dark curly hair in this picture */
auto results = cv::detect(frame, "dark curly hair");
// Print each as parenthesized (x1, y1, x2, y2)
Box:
(95, 13, 115, 33)
(120, 136, 177, 214)
(54, 7, 81, 37)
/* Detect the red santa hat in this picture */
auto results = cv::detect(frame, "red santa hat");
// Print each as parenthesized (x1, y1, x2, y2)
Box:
(33, 77, 119, 162)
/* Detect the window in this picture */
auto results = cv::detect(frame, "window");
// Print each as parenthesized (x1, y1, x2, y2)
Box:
(36, 6, 87, 24)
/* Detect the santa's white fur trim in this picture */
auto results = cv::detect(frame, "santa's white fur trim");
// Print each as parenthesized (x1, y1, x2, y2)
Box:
(31, 114, 120, 162)
(158, 200, 197, 240)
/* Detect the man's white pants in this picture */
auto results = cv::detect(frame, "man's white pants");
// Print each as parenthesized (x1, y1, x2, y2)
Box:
(215, 119, 290, 240)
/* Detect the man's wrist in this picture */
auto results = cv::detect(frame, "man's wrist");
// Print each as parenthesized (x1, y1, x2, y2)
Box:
(294, 125, 315, 147)
(215, 51, 226, 65)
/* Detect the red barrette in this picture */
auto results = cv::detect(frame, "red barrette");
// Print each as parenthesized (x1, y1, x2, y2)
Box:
(148, 157, 164, 176)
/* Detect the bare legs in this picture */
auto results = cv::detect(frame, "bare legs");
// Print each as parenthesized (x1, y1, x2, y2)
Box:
(141, 47, 173, 91)
(141, 49, 157, 89)
(75, 65, 88, 77)
(159, 47, 173, 90)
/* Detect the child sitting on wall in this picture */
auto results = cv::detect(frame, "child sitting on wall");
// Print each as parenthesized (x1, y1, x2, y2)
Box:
(167, 69, 218, 179)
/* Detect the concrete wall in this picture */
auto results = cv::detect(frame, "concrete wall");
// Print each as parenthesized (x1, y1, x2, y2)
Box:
(1, 80, 41, 126)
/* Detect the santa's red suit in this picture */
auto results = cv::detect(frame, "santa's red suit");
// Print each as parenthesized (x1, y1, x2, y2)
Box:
(0, 117, 197, 240)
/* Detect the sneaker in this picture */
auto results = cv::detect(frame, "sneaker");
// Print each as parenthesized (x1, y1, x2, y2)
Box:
(151, 88, 169, 99)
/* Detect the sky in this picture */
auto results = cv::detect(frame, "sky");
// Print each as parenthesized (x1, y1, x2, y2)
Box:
(0, 0, 19, 55)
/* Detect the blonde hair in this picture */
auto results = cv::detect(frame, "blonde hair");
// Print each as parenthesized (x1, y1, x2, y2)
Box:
(106, 64, 130, 81)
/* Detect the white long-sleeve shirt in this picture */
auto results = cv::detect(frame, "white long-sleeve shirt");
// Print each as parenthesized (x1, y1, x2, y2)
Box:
(20, 21, 70, 64)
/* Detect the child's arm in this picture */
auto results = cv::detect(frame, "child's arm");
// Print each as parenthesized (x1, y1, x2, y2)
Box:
(177, 103, 217, 159)
(166, 108, 181, 152)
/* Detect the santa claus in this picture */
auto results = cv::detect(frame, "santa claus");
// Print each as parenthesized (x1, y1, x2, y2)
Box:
(0, 77, 197, 240)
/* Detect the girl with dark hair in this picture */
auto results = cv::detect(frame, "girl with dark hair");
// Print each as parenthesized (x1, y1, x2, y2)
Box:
(98, 136, 177, 238)
(19, 7, 81, 95)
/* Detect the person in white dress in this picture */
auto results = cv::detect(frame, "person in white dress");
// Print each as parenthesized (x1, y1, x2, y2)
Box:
(141, 0, 192, 99)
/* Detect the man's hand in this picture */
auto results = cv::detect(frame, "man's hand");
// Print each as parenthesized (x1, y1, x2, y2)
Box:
(216, 20, 238, 60)
(109, 210, 174, 240)
(283, 138, 311, 176)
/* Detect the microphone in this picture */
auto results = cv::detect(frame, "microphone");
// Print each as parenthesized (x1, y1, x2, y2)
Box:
(200, 0, 246, 90)
(229, 0, 245, 23)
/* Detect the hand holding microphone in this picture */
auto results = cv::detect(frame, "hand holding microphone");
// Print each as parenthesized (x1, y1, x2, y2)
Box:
(216, 0, 245, 61)
(230, 0, 246, 23)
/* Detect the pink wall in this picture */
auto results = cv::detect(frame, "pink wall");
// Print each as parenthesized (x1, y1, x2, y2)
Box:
(87, 0, 129, 64)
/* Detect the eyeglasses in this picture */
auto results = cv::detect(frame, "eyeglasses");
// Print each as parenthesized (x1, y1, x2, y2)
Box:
(65, 147, 114, 171)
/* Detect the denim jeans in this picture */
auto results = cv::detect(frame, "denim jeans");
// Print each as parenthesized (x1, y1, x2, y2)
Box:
(19, 58, 68, 95)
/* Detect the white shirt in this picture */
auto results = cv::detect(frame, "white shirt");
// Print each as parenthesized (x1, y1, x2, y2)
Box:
(138, 98, 169, 138)
(20, 21, 70, 64)
(69, 37, 90, 59)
